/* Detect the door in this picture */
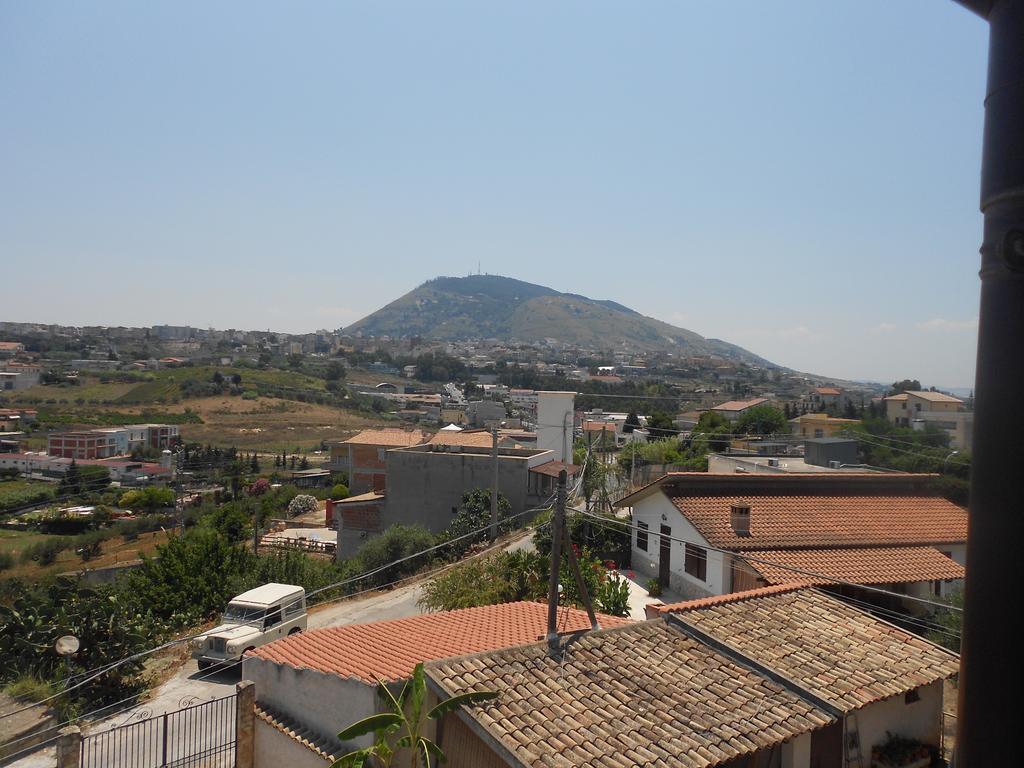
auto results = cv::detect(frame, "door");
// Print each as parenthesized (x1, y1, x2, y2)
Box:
(659, 525, 672, 588)
(810, 720, 843, 768)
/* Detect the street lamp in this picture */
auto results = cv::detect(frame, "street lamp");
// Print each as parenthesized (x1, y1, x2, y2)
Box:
(943, 450, 960, 474)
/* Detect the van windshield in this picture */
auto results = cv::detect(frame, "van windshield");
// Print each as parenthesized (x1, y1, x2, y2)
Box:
(223, 603, 267, 623)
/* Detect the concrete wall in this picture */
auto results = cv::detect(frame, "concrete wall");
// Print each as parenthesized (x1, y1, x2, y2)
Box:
(254, 717, 331, 768)
(536, 391, 574, 463)
(854, 681, 944, 758)
(241, 657, 378, 750)
(781, 732, 811, 768)
(383, 447, 535, 534)
(628, 492, 728, 599)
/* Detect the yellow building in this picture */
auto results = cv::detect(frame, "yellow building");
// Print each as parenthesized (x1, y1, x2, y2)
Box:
(789, 413, 859, 439)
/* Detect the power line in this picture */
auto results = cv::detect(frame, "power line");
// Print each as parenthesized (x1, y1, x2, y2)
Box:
(0, 495, 558, 724)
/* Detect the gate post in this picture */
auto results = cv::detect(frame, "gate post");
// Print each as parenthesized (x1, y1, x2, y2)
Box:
(56, 725, 82, 768)
(235, 680, 255, 768)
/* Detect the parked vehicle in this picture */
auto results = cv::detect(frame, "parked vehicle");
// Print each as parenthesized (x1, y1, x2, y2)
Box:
(191, 583, 306, 671)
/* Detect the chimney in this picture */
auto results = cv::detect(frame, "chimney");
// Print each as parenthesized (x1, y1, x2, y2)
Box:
(730, 502, 751, 536)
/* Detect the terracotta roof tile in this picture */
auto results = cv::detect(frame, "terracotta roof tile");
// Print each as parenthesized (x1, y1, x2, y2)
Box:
(744, 546, 964, 586)
(426, 620, 834, 768)
(341, 429, 427, 447)
(667, 588, 960, 711)
(528, 460, 580, 478)
(645, 474, 968, 550)
(250, 601, 631, 683)
(711, 397, 769, 412)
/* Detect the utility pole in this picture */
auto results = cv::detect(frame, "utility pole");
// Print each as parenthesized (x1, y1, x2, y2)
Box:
(490, 426, 499, 541)
(546, 470, 566, 650)
(951, 2, 1024, 764)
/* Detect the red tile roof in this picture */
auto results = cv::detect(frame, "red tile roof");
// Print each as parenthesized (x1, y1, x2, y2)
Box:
(814, 387, 842, 396)
(652, 584, 807, 614)
(620, 473, 967, 551)
(711, 397, 769, 412)
(249, 601, 631, 683)
(528, 460, 580, 478)
(745, 546, 965, 586)
(671, 491, 967, 550)
(341, 429, 426, 448)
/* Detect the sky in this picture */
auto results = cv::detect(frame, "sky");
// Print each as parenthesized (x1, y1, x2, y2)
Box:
(0, 1, 989, 389)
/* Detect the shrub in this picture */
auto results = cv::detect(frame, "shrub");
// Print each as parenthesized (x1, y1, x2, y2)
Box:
(331, 483, 349, 500)
(646, 578, 662, 597)
(22, 538, 70, 566)
(0, 552, 14, 571)
(351, 525, 435, 586)
(594, 572, 631, 617)
(286, 494, 319, 518)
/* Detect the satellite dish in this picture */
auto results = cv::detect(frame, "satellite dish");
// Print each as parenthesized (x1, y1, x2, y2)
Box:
(55, 635, 80, 656)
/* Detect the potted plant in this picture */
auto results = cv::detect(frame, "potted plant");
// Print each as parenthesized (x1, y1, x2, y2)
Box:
(646, 578, 662, 597)
(870, 732, 936, 768)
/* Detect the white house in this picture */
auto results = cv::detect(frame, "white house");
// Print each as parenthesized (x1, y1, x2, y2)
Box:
(615, 472, 967, 604)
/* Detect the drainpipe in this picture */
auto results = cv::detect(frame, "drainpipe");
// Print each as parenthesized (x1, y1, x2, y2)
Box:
(952, 2, 1023, 765)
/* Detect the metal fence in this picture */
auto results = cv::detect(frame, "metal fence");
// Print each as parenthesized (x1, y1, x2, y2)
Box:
(81, 694, 237, 768)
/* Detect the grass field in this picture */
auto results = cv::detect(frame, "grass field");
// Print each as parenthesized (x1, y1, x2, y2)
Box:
(0, 480, 55, 513)
(1, 365, 389, 450)
(0, 528, 170, 580)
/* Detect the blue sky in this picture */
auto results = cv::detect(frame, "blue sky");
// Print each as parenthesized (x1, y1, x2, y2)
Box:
(0, 1, 988, 388)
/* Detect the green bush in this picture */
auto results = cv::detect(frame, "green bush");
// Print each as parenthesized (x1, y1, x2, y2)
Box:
(21, 537, 70, 566)
(0, 551, 14, 571)
(351, 525, 436, 586)
(594, 572, 631, 617)
(331, 483, 350, 500)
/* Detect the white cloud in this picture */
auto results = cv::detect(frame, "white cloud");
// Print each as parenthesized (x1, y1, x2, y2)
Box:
(869, 322, 897, 334)
(916, 317, 978, 332)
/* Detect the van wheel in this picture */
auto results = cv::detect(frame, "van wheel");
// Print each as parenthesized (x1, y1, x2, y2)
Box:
(288, 627, 302, 636)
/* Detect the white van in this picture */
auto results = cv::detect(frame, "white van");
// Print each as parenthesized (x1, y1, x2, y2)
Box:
(191, 583, 306, 671)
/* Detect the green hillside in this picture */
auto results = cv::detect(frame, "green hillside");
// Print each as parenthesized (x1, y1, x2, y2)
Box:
(346, 275, 770, 363)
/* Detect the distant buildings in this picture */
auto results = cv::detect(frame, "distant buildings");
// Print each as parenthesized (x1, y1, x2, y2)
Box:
(884, 390, 973, 450)
(710, 396, 770, 421)
(46, 424, 180, 459)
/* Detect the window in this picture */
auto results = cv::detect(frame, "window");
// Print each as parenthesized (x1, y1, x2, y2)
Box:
(283, 598, 304, 619)
(684, 544, 707, 581)
(636, 521, 649, 552)
(263, 608, 282, 630)
(905, 689, 921, 704)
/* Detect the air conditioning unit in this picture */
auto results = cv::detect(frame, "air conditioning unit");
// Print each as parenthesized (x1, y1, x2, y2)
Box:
(828, 460, 841, 469)
(767, 458, 779, 467)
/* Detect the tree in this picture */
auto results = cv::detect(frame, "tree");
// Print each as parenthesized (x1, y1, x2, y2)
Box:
(287, 353, 304, 369)
(645, 411, 678, 437)
(623, 412, 641, 434)
(250, 453, 261, 473)
(438, 489, 514, 558)
(889, 379, 922, 396)
(333, 662, 496, 768)
(734, 405, 789, 436)
(299, 456, 310, 470)
(326, 361, 346, 383)
(212, 371, 225, 386)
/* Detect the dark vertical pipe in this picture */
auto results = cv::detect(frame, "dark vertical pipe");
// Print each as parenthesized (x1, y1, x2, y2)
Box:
(957, 1, 1024, 765)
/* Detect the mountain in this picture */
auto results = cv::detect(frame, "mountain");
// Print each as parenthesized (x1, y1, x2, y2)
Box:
(345, 275, 773, 364)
